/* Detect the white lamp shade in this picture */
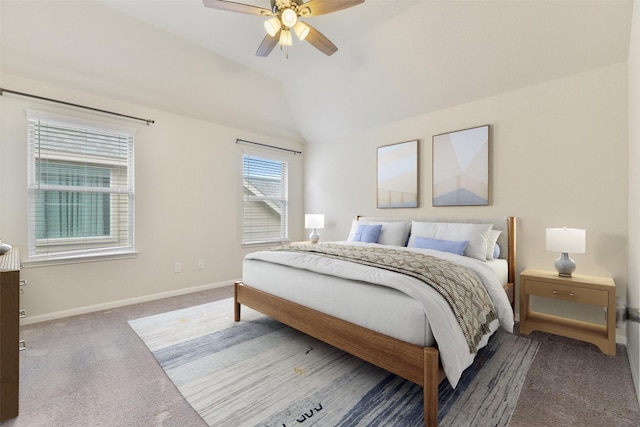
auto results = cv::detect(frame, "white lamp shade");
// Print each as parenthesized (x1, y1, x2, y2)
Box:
(264, 17, 281, 37)
(279, 29, 292, 46)
(546, 228, 586, 253)
(305, 214, 324, 229)
(293, 22, 309, 40)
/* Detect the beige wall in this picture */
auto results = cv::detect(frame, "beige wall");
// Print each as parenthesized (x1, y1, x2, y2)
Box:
(306, 63, 628, 328)
(627, 0, 640, 401)
(0, 73, 304, 321)
(0, 0, 305, 321)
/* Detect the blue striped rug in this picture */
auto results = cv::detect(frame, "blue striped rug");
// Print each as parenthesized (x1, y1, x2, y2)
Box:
(129, 298, 538, 426)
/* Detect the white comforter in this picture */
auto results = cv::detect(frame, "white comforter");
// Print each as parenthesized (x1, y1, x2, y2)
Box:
(244, 241, 515, 388)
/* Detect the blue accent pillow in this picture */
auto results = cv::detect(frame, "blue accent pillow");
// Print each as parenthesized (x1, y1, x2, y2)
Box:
(412, 236, 469, 256)
(352, 224, 383, 243)
(493, 243, 501, 259)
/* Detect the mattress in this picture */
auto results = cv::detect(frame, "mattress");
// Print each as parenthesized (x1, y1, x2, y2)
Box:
(242, 245, 509, 349)
(243, 257, 436, 346)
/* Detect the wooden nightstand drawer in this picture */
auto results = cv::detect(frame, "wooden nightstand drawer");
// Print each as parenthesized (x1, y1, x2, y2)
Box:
(524, 279, 608, 306)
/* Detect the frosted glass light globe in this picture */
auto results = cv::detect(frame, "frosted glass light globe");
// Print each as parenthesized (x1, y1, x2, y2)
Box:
(281, 8, 297, 28)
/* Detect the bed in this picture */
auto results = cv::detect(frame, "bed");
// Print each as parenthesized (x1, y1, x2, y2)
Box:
(235, 216, 516, 427)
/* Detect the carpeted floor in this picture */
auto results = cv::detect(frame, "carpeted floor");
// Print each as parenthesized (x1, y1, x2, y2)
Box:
(509, 327, 640, 427)
(6, 285, 640, 426)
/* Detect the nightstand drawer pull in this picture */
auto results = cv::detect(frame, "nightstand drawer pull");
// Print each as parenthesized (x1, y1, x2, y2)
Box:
(19, 340, 26, 351)
(552, 290, 575, 297)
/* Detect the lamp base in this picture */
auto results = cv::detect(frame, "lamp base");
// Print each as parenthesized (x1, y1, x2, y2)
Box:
(555, 252, 576, 277)
(309, 229, 319, 244)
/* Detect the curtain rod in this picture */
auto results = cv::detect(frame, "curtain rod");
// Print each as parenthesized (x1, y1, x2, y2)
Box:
(236, 138, 302, 155)
(0, 87, 155, 125)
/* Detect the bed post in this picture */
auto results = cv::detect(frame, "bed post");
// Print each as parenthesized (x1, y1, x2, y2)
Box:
(507, 216, 516, 285)
(234, 281, 241, 321)
(506, 216, 517, 313)
(424, 347, 439, 427)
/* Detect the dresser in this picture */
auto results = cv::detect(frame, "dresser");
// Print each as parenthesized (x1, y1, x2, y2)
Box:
(0, 247, 21, 421)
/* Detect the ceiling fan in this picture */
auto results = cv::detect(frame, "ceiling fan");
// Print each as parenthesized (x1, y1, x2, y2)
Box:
(202, 0, 364, 57)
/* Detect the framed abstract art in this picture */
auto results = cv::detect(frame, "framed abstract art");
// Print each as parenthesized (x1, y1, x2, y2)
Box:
(432, 125, 490, 206)
(377, 140, 418, 208)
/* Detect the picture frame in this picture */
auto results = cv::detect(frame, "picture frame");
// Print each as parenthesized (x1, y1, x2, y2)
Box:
(432, 125, 490, 206)
(377, 139, 418, 208)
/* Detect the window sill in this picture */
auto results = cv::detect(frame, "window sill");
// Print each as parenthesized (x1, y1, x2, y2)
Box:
(241, 241, 290, 249)
(23, 250, 138, 268)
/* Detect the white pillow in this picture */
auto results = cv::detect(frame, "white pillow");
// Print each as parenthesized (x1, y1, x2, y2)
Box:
(347, 220, 411, 246)
(486, 229, 502, 260)
(347, 220, 359, 241)
(408, 222, 493, 260)
(373, 222, 412, 246)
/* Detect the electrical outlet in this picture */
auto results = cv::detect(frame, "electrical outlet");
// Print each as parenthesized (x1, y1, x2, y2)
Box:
(197, 260, 204, 270)
(174, 262, 182, 273)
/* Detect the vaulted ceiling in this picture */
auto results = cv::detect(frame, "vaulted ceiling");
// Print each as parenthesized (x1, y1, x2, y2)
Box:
(1, 1, 634, 143)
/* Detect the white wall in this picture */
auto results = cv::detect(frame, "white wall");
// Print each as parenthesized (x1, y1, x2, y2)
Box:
(306, 63, 628, 329)
(0, 0, 306, 321)
(0, 73, 304, 321)
(0, 2, 3, 240)
(627, 0, 640, 402)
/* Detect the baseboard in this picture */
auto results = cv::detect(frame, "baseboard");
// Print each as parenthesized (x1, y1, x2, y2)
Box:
(628, 344, 640, 406)
(626, 320, 640, 406)
(617, 332, 628, 345)
(20, 280, 235, 325)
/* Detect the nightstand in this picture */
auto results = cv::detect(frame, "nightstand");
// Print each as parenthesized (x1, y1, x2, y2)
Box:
(519, 268, 616, 356)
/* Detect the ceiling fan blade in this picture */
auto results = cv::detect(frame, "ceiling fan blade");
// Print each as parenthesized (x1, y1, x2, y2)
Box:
(298, 0, 364, 17)
(202, 0, 273, 16)
(256, 33, 280, 57)
(304, 23, 338, 56)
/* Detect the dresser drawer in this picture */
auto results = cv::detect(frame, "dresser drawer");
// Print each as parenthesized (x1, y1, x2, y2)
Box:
(523, 278, 609, 306)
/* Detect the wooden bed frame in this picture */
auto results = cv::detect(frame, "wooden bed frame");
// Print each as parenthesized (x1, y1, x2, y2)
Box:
(234, 216, 516, 427)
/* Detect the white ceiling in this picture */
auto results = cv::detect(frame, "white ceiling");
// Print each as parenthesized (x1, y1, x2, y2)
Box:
(98, 0, 633, 142)
(3, 1, 634, 143)
(100, 0, 414, 82)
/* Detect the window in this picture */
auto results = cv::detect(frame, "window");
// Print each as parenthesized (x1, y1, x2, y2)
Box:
(27, 110, 135, 260)
(242, 152, 289, 244)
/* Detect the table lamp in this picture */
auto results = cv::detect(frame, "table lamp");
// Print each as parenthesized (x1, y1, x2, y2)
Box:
(546, 227, 586, 277)
(305, 214, 324, 244)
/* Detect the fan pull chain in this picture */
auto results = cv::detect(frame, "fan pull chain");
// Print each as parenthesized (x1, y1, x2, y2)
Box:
(279, 43, 289, 60)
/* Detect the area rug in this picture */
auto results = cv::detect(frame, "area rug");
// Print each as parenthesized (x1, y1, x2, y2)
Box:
(129, 298, 539, 426)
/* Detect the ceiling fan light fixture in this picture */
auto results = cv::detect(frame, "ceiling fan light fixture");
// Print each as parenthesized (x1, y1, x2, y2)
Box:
(264, 17, 282, 37)
(281, 8, 298, 28)
(293, 21, 309, 41)
(279, 28, 292, 46)
(202, 0, 363, 57)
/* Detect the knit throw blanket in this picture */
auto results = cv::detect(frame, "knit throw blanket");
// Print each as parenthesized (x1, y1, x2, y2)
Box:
(275, 243, 497, 353)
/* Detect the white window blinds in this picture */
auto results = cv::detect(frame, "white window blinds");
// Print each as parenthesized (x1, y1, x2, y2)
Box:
(27, 110, 135, 260)
(242, 152, 289, 244)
